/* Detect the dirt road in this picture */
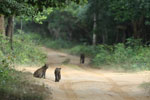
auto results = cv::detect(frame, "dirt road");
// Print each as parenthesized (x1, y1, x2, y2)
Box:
(17, 47, 150, 100)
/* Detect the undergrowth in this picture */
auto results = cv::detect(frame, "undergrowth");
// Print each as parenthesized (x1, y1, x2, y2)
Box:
(69, 38, 150, 71)
(37, 34, 150, 71)
(0, 30, 48, 100)
(41, 38, 74, 49)
(0, 58, 48, 100)
(140, 82, 150, 96)
(0, 67, 49, 100)
(12, 31, 150, 71)
(13, 30, 46, 65)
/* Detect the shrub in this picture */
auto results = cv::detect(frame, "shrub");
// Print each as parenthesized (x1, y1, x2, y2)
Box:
(42, 38, 74, 49)
(0, 67, 48, 100)
(13, 31, 46, 65)
(69, 45, 98, 57)
(92, 38, 150, 70)
(0, 32, 48, 100)
(18, 32, 150, 71)
(92, 45, 112, 65)
(112, 43, 129, 63)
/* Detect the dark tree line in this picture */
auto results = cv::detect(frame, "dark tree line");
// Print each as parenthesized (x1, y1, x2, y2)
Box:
(14, 0, 150, 45)
(0, 0, 83, 49)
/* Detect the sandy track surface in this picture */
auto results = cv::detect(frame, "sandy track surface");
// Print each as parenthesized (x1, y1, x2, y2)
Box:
(16, 47, 150, 100)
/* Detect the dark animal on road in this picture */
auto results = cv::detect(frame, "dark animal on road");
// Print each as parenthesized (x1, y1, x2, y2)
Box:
(80, 53, 85, 64)
(33, 64, 48, 79)
(54, 68, 61, 82)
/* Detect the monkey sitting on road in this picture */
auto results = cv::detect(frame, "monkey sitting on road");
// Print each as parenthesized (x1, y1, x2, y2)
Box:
(54, 68, 61, 82)
(80, 53, 85, 64)
(33, 64, 48, 79)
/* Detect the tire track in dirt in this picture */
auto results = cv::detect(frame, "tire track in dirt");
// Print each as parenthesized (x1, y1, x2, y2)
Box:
(82, 68, 136, 100)
(24, 47, 149, 100)
(60, 81, 78, 100)
(55, 64, 136, 100)
(106, 77, 136, 100)
(59, 71, 78, 100)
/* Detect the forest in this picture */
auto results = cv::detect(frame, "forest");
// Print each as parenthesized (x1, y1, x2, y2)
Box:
(0, 0, 150, 100)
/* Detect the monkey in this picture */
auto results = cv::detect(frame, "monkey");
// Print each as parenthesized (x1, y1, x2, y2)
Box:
(33, 64, 48, 79)
(54, 68, 61, 82)
(80, 53, 85, 64)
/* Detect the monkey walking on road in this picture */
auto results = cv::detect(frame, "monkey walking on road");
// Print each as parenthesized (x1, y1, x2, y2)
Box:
(33, 64, 48, 79)
(80, 53, 85, 64)
(54, 68, 61, 82)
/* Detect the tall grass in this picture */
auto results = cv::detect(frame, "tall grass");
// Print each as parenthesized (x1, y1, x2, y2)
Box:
(0, 69, 48, 100)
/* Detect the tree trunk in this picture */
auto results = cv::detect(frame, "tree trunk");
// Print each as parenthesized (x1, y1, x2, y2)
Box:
(69, 32, 72, 41)
(115, 30, 119, 43)
(20, 19, 23, 30)
(132, 19, 143, 39)
(102, 34, 105, 44)
(132, 20, 138, 39)
(122, 31, 126, 43)
(0, 14, 5, 35)
(102, 26, 108, 44)
(92, 13, 97, 45)
(105, 32, 108, 44)
(6, 15, 14, 50)
(6, 17, 13, 37)
(53, 28, 60, 39)
(93, 33, 96, 45)
(10, 15, 14, 50)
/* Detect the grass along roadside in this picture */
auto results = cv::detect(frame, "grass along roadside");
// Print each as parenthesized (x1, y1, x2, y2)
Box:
(18, 31, 150, 71)
(0, 69, 51, 100)
(0, 31, 49, 100)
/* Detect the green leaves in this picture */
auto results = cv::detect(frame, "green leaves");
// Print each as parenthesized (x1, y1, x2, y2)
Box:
(13, 30, 47, 65)
(109, 0, 150, 22)
(0, 30, 46, 65)
(0, 0, 87, 17)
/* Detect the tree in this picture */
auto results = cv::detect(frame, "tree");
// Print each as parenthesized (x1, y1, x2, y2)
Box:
(85, 0, 111, 45)
(109, 0, 150, 39)
(87, 0, 99, 45)
(0, 0, 85, 49)
(0, 15, 5, 34)
(92, 13, 96, 45)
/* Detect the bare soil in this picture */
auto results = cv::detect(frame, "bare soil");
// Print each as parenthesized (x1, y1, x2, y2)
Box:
(16, 47, 150, 100)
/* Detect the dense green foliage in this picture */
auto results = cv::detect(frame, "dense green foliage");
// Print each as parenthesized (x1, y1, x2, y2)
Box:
(0, 67, 47, 100)
(17, 2, 91, 43)
(19, 32, 150, 71)
(0, 31, 46, 65)
(20, 0, 150, 44)
(69, 38, 150, 71)
(13, 31, 46, 65)
(15, 1, 150, 71)
(0, 0, 85, 16)
(0, 31, 47, 100)
(42, 38, 74, 49)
